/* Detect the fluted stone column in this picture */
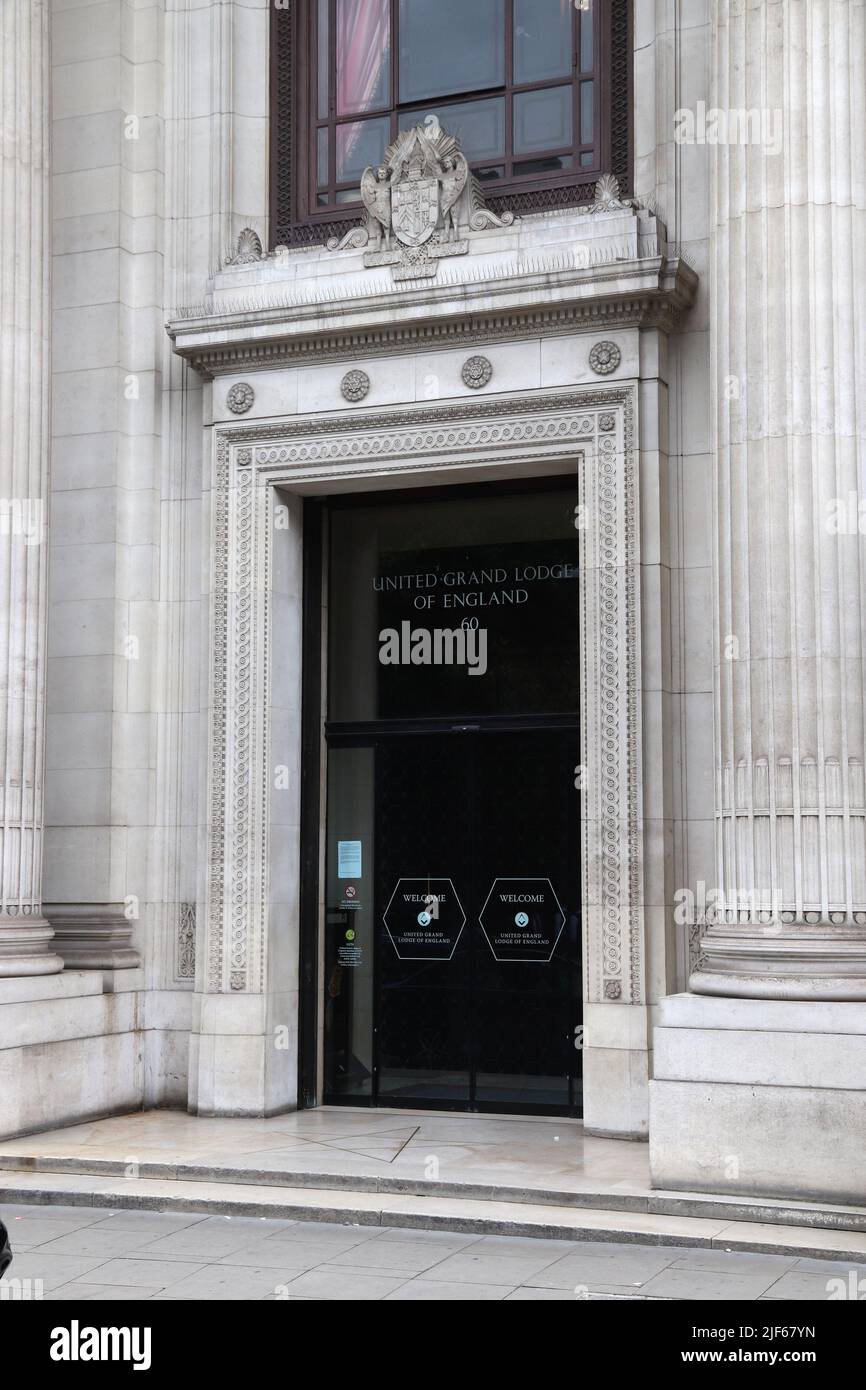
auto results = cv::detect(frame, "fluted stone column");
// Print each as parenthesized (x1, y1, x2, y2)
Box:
(693, 0, 866, 999)
(0, 0, 62, 976)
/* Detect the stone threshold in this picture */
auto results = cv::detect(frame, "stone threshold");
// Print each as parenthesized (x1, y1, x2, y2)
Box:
(2, 1154, 866, 1246)
(2, 1169, 866, 1262)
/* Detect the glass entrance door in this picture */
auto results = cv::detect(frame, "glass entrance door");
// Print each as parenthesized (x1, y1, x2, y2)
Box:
(375, 726, 580, 1111)
(316, 481, 581, 1116)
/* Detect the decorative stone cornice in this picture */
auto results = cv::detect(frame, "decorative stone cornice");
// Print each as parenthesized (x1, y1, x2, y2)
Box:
(169, 188, 697, 378)
(167, 254, 696, 378)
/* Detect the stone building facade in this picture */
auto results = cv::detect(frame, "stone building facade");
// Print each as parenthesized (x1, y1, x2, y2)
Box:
(0, 0, 863, 1205)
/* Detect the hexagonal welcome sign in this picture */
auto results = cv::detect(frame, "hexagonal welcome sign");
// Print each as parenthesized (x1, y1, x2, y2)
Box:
(383, 878, 466, 961)
(479, 878, 565, 963)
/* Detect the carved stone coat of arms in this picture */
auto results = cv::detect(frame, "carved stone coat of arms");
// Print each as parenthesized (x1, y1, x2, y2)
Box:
(391, 163, 439, 246)
(328, 120, 513, 279)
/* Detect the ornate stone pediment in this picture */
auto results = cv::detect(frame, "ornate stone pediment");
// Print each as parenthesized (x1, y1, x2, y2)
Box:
(327, 119, 514, 280)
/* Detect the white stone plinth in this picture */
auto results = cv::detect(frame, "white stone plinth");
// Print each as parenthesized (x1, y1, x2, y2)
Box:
(0, 975, 192, 1138)
(188, 992, 298, 1118)
(582, 1003, 651, 1139)
(650, 993, 866, 1204)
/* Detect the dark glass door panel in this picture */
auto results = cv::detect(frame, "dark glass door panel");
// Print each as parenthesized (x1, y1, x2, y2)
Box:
(472, 729, 581, 1111)
(323, 744, 376, 1101)
(324, 726, 581, 1113)
(375, 735, 473, 1105)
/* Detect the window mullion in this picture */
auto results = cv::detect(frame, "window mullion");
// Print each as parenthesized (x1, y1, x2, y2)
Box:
(572, 4, 580, 174)
(329, 0, 336, 120)
(391, 0, 399, 113)
(504, 0, 514, 177)
(328, 0, 336, 203)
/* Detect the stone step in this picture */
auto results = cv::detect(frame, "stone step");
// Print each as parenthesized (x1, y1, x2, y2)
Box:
(1, 1151, 865, 1236)
(2, 1167, 866, 1262)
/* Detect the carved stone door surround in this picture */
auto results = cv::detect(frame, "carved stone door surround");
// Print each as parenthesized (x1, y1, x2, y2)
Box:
(199, 384, 644, 1069)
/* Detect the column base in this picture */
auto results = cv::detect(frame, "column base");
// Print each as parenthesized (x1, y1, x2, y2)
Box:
(650, 992, 866, 1204)
(46, 904, 141, 970)
(690, 921, 866, 1001)
(0, 917, 64, 977)
(582, 1002, 650, 1138)
(188, 991, 298, 1116)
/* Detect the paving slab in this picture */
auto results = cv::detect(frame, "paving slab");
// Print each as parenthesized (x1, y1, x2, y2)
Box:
(215, 1239, 368, 1271)
(525, 1248, 679, 1288)
(637, 1266, 787, 1301)
(419, 1250, 570, 1285)
(274, 1266, 410, 1300)
(385, 1278, 513, 1300)
(323, 1238, 474, 1274)
(43, 1283, 155, 1301)
(759, 1269, 861, 1301)
(0, 1250, 112, 1291)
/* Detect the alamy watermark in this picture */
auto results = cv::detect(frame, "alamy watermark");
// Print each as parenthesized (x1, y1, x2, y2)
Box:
(50, 1322, 152, 1370)
(378, 620, 487, 676)
(674, 881, 777, 926)
(1, 1277, 44, 1301)
(826, 1271, 866, 1300)
(674, 101, 783, 157)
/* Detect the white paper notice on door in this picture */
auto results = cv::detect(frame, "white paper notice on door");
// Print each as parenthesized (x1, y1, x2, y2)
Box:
(337, 840, 363, 879)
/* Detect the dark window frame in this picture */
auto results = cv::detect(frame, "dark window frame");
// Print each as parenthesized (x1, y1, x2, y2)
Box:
(270, 0, 632, 249)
